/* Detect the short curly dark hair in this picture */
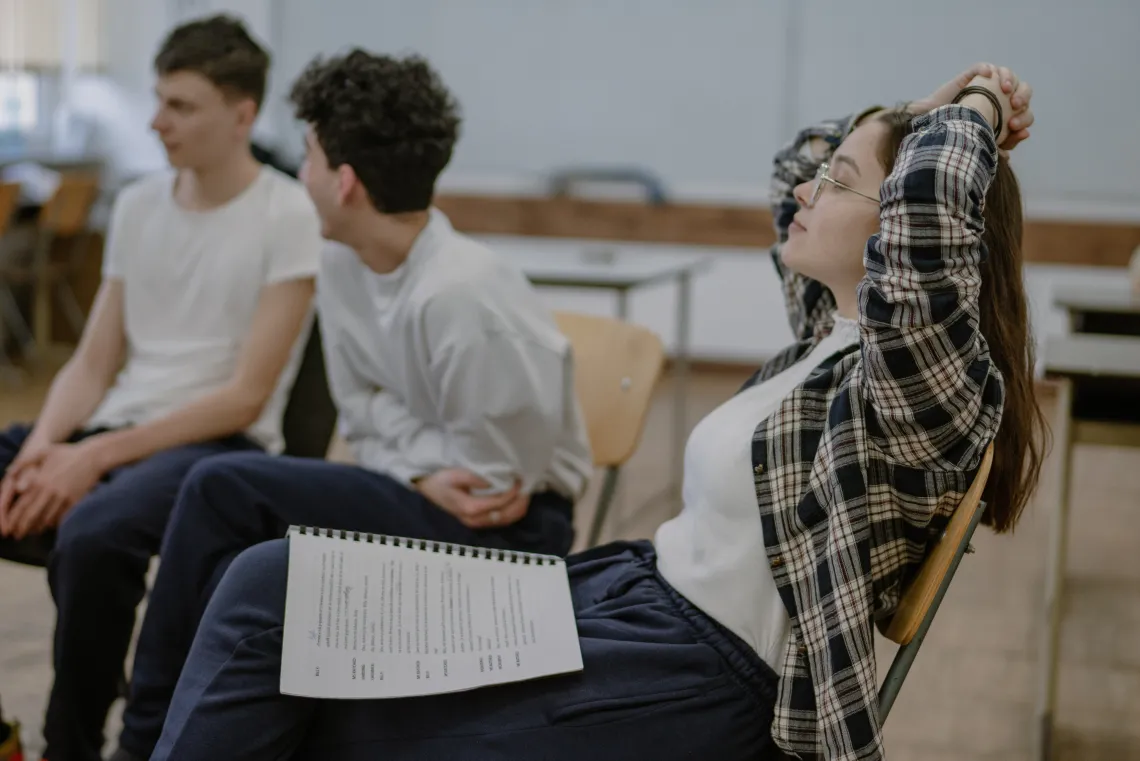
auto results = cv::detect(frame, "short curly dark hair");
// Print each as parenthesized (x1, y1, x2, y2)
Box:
(154, 14, 270, 109)
(289, 50, 461, 214)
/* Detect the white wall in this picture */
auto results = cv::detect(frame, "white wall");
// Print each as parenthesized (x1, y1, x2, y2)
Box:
(86, 0, 1137, 365)
(267, 0, 1140, 220)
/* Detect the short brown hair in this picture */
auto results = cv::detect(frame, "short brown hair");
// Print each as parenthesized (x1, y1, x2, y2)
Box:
(154, 14, 270, 109)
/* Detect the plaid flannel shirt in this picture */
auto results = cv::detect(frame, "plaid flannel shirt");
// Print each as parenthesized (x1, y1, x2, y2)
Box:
(749, 104, 1006, 760)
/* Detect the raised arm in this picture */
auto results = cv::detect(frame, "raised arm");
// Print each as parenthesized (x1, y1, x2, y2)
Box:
(770, 109, 880, 340)
(858, 91, 1008, 471)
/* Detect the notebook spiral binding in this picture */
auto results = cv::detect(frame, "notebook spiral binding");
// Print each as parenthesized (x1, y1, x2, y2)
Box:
(289, 525, 560, 566)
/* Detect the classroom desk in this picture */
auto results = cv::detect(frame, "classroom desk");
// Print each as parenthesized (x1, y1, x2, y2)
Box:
(1036, 311, 1140, 760)
(1053, 282, 1140, 336)
(475, 234, 713, 502)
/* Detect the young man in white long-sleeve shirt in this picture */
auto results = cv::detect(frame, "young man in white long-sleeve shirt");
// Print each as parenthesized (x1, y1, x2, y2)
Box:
(108, 50, 593, 761)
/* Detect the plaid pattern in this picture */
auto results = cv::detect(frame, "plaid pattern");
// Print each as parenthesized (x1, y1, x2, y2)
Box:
(750, 105, 1005, 759)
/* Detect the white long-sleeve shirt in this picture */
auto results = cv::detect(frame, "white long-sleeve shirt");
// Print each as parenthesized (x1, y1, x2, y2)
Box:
(317, 209, 593, 500)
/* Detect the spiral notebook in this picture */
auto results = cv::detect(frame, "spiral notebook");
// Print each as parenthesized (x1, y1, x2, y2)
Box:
(280, 525, 583, 699)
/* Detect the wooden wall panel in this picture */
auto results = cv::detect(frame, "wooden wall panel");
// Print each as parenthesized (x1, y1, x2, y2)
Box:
(434, 195, 776, 249)
(436, 193, 1140, 268)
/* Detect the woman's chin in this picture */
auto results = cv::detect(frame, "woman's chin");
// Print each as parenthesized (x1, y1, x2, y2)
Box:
(780, 243, 806, 273)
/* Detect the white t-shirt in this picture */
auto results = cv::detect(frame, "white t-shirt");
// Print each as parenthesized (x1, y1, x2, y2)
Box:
(87, 166, 322, 454)
(655, 314, 860, 668)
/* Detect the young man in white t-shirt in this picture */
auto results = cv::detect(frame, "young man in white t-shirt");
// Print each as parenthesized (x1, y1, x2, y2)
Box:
(0, 16, 321, 761)
(107, 50, 593, 761)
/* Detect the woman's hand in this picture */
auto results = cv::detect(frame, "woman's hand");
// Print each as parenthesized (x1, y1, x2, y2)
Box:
(998, 71, 1033, 152)
(908, 62, 997, 114)
(911, 63, 1034, 152)
(958, 71, 1014, 144)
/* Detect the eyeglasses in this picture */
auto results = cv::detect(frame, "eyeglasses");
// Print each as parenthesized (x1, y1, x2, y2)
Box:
(808, 162, 880, 208)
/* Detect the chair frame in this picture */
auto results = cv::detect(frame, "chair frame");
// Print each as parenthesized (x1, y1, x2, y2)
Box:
(877, 499, 987, 720)
(876, 444, 994, 722)
(588, 466, 622, 547)
(553, 311, 664, 547)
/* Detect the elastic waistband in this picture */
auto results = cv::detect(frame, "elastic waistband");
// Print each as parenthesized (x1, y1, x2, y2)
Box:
(617, 541, 781, 711)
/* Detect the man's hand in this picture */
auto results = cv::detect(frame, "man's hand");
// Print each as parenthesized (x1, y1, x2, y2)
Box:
(0, 437, 55, 532)
(415, 469, 530, 530)
(1, 442, 105, 539)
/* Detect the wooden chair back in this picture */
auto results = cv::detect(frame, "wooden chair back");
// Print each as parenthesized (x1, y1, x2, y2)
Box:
(38, 174, 99, 235)
(554, 311, 665, 467)
(885, 443, 995, 645)
(0, 182, 20, 237)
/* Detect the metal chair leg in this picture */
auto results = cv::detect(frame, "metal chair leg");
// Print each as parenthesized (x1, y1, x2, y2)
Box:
(0, 284, 33, 351)
(57, 281, 87, 339)
(878, 500, 987, 722)
(586, 466, 621, 548)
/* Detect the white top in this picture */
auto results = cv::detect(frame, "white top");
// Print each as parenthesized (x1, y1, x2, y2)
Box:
(317, 209, 594, 500)
(88, 167, 323, 454)
(655, 315, 861, 668)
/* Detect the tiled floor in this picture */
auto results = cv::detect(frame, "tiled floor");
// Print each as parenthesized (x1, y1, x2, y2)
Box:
(2, 362, 1139, 759)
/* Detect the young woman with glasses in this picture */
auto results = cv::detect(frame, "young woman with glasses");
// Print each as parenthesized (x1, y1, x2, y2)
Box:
(143, 62, 1045, 761)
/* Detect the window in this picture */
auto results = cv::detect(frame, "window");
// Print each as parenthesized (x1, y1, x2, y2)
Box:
(0, 0, 105, 70)
(0, 0, 105, 135)
(0, 71, 38, 132)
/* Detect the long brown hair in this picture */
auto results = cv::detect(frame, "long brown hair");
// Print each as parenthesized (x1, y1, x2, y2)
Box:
(877, 110, 1048, 533)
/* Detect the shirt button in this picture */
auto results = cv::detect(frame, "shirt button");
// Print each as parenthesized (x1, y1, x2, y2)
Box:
(798, 644, 808, 656)
(770, 555, 784, 568)
(754, 464, 765, 475)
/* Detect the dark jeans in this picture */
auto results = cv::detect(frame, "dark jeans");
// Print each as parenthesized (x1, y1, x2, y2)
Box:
(150, 539, 780, 760)
(118, 452, 576, 760)
(0, 423, 259, 761)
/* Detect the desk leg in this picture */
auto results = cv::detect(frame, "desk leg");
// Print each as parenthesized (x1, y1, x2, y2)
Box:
(671, 272, 692, 496)
(32, 231, 53, 351)
(1035, 378, 1074, 761)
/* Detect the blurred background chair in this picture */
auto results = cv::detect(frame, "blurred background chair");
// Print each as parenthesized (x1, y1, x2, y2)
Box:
(555, 311, 665, 547)
(0, 182, 23, 381)
(0, 173, 100, 359)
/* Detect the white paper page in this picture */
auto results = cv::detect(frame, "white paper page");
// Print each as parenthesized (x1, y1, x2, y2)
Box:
(280, 528, 583, 699)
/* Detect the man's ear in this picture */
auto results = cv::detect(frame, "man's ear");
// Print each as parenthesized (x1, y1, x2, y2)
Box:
(336, 163, 358, 206)
(234, 97, 259, 131)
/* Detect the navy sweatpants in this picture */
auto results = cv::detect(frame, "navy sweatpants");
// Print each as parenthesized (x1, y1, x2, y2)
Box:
(0, 423, 258, 761)
(118, 452, 576, 760)
(148, 539, 780, 761)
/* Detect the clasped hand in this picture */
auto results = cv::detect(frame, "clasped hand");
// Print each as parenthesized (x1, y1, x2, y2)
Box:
(911, 61, 1034, 152)
(415, 468, 530, 530)
(0, 441, 105, 539)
